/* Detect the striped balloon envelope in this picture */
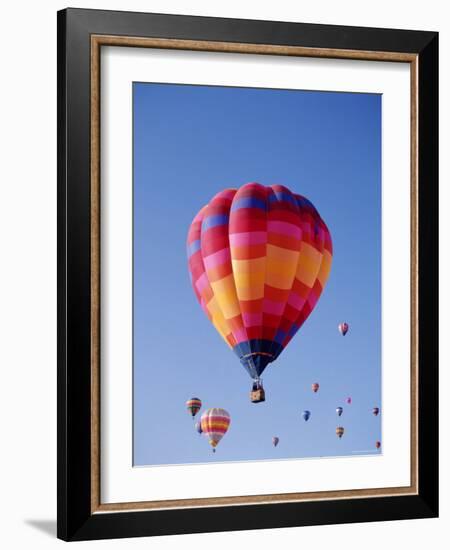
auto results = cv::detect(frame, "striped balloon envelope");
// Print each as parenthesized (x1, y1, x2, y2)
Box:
(336, 426, 345, 439)
(187, 183, 332, 397)
(186, 397, 202, 417)
(200, 408, 231, 452)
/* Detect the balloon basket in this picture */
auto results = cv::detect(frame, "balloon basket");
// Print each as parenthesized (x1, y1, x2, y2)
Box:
(250, 388, 266, 403)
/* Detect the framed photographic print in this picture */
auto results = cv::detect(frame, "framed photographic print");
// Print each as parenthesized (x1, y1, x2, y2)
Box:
(57, 8, 438, 541)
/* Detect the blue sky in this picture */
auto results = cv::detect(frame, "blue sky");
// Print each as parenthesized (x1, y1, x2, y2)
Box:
(133, 82, 381, 466)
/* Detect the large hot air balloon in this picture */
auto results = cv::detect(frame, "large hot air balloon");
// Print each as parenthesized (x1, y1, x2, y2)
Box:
(312, 383, 320, 393)
(302, 410, 311, 422)
(195, 421, 203, 434)
(372, 407, 380, 416)
(186, 397, 202, 418)
(336, 406, 343, 417)
(200, 408, 231, 452)
(272, 436, 279, 447)
(187, 183, 333, 402)
(336, 426, 345, 438)
(339, 322, 349, 336)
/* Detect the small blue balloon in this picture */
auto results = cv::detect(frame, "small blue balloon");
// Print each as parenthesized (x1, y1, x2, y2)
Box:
(302, 410, 311, 421)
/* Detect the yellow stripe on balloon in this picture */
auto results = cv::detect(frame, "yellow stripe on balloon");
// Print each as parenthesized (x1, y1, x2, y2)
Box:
(265, 245, 300, 290)
(317, 249, 332, 288)
(231, 257, 266, 273)
(231, 258, 266, 300)
(210, 274, 241, 319)
(295, 243, 323, 288)
(206, 421, 230, 429)
(232, 270, 265, 288)
(206, 296, 233, 347)
(266, 244, 299, 263)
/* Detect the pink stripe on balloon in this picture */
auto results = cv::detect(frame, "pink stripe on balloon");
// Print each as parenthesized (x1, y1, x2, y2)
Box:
(229, 231, 267, 247)
(288, 292, 306, 310)
(203, 247, 231, 269)
(267, 221, 301, 239)
(300, 222, 311, 233)
(263, 298, 285, 316)
(307, 290, 319, 309)
(242, 312, 263, 327)
(233, 327, 248, 343)
(195, 272, 209, 293)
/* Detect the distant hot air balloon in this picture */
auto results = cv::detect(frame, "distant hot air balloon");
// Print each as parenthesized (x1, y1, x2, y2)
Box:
(200, 408, 231, 452)
(375, 441, 381, 449)
(312, 383, 320, 393)
(195, 421, 203, 434)
(272, 436, 279, 447)
(336, 406, 343, 417)
(372, 407, 380, 416)
(346, 397, 352, 404)
(336, 426, 345, 438)
(186, 397, 202, 418)
(187, 183, 333, 402)
(302, 410, 311, 422)
(339, 322, 349, 336)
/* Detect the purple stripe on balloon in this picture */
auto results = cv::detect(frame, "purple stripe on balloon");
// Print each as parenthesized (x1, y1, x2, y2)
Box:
(201, 214, 229, 232)
(231, 197, 266, 211)
(269, 191, 297, 206)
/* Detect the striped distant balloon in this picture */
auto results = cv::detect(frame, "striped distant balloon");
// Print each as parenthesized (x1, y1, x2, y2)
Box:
(375, 440, 381, 449)
(187, 183, 332, 398)
(372, 407, 380, 416)
(336, 426, 345, 438)
(336, 406, 343, 417)
(338, 322, 349, 336)
(272, 436, 279, 447)
(312, 382, 320, 393)
(200, 408, 231, 452)
(346, 397, 352, 405)
(186, 397, 202, 418)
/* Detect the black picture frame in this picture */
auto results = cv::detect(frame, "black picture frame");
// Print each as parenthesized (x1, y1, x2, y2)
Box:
(57, 7, 438, 541)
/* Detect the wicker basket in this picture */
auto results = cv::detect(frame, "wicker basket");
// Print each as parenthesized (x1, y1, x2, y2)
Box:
(250, 388, 266, 403)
